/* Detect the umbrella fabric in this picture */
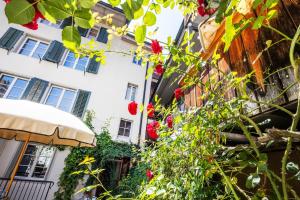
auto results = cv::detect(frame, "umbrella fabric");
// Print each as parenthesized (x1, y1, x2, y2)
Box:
(0, 98, 96, 147)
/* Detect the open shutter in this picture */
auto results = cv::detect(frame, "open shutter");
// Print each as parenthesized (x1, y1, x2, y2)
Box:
(78, 27, 88, 37)
(60, 17, 72, 29)
(0, 28, 23, 50)
(96, 27, 108, 43)
(43, 40, 66, 63)
(72, 90, 91, 118)
(22, 78, 49, 102)
(86, 56, 100, 74)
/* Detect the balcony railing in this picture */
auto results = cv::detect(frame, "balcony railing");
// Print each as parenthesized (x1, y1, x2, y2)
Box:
(0, 178, 54, 200)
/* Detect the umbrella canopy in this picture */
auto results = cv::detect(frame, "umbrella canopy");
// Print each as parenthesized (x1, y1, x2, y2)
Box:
(0, 98, 96, 147)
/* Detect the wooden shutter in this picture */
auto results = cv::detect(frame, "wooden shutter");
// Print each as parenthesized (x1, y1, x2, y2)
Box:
(78, 27, 88, 37)
(86, 56, 100, 74)
(22, 78, 49, 102)
(72, 90, 91, 118)
(96, 27, 108, 43)
(43, 40, 66, 63)
(0, 28, 23, 50)
(60, 17, 72, 29)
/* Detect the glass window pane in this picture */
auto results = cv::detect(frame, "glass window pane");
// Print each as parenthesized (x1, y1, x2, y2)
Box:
(58, 90, 75, 112)
(32, 42, 49, 59)
(0, 75, 14, 98)
(124, 128, 130, 137)
(19, 39, 37, 56)
(75, 56, 88, 71)
(32, 147, 55, 178)
(63, 52, 76, 68)
(125, 86, 131, 100)
(7, 79, 28, 99)
(88, 27, 99, 39)
(131, 87, 136, 101)
(45, 87, 62, 107)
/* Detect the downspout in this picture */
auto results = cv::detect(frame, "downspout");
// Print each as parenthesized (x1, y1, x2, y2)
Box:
(138, 61, 150, 146)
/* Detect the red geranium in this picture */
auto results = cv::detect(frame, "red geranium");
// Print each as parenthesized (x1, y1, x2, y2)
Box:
(166, 115, 173, 128)
(146, 121, 160, 140)
(197, 0, 204, 5)
(146, 169, 154, 181)
(207, 8, 217, 15)
(151, 40, 162, 54)
(174, 88, 184, 100)
(147, 103, 155, 118)
(197, 6, 206, 16)
(128, 101, 138, 115)
(155, 63, 164, 75)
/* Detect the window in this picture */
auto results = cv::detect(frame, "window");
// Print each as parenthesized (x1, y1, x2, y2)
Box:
(0, 74, 28, 99)
(16, 144, 55, 179)
(45, 86, 76, 112)
(118, 119, 132, 137)
(38, 19, 62, 28)
(98, 27, 108, 43)
(87, 26, 100, 39)
(63, 51, 89, 71)
(133, 53, 142, 65)
(125, 84, 137, 101)
(19, 38, 49, 59)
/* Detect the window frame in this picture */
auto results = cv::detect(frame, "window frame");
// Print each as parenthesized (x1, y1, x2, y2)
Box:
(118, 119, 132, 137)
(62, 50, 90, 71)
(15, 144, 56, 180)
(86, 26, 100, 40)
(0, 73, 29, 99)
(38, 19, 62, 28)
(125, 83, 138, 101)
(44, 85, 77, 113)
(18, 37, 49, 59)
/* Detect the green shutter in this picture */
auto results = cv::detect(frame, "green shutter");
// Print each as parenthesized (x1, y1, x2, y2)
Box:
(96, 27, 108, 43)
(86, 56, 100, 74)
(22, 78, 49, 102)
(78, 27, 88, 37)
(0, 28, 23, 50)
(60, 17, 72, 29)
(72, 90, 91, 118)
(43, 40, 66, 63)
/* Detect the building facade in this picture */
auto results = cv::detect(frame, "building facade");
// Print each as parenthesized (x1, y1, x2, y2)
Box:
(0, 1, 152, 199)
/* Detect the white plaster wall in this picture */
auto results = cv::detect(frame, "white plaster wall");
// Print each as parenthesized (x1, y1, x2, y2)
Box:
(0, 1, 151, 199)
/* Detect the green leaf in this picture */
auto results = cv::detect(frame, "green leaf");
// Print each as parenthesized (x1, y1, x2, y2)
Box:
(252, 0, 262, 9)
(37, 2, 56, 23)
(252, 16, 265, 30)
(143, 11, 156, 26)
(5, 0, 35, 25)
(154, 4, 161, 14)
(266, 40, 272, 48)
(135, 25, 146, 44)
(39, 0, 72, 20)
(267, 9, 277, 19)
(108, 0, 121, 7)
(286, 162, 299, 173)
(74, 9, 95, 29)
(79, 0, 98, 8)
(62, 26, 81, 50)
(246, 174, 261, 189)
(121, 2, 134, 20)
(134, 7, 144, 19)
(143, 0, 150, 6)
(265, 0, 279, 8)
(223, 14, 236, 52)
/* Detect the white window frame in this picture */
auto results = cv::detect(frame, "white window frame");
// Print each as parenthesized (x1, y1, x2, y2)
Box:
(63, 51, 90, 71)
(44, 85, 77, 112)
(38, 19, 62, 28)
(118, 119, 132, 137)
(18, 37, 49, 59)
(0, 74, 29, 99)
(15, 144, 56, 180)
(125, 83, 138, 101)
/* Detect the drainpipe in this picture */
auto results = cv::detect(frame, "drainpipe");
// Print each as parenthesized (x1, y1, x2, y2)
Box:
(137, 61, 150, 146)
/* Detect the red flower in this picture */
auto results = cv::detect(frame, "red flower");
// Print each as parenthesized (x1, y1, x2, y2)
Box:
(155, 63, 164, 75)
(146, 121, 160, 140)
(4, 0, 11, 3)
(207, 8, 217, 15)
(147, 103, 155, 118)
(35, 10, 45, 20)
(197, 6, 206, 16)
(174, 88, 184, 100)
(146, 169, 154, 181)
(166, 115, 173, 128)
(22, 21, 39, 30)
(151, 40, 162, 54)
(128, 101, 138, 115)
(197, 0, 204, 5)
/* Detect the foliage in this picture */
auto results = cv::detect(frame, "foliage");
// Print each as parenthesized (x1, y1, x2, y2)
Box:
(54, 111, 135, 200)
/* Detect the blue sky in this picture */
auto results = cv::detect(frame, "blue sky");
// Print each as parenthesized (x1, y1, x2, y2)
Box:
(129, 7, 183, 42)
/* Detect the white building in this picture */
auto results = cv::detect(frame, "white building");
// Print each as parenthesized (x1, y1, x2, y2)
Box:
(0, 1, 154, 199)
